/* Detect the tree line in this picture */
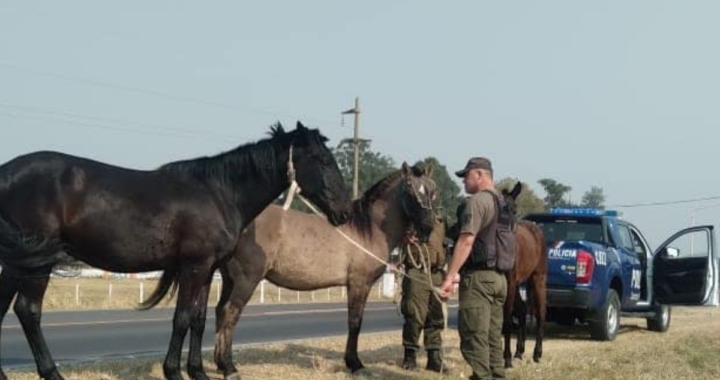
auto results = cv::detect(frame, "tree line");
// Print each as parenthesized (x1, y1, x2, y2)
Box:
(326, 141, 606, 223)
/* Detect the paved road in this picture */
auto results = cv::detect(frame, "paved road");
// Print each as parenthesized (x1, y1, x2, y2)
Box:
(1, 302, 458, 369)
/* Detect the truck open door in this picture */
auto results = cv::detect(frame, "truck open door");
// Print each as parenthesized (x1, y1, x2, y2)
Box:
(653, 225, 718, 306)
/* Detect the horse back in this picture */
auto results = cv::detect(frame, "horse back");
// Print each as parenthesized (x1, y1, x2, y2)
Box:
(0, 151, 240, 272)
(513, 220, 548, 281)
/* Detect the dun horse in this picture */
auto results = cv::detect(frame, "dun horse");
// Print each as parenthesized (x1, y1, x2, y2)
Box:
(210, 163, 437, 380)
(501, 182, 547, 368)
(0, 122, 352, 380)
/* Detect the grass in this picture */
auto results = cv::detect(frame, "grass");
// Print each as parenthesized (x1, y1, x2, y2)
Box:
(6, 306, 720, 380)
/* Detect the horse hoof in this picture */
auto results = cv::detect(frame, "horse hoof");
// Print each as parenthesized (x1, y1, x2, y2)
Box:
(226, 373, 242, 380)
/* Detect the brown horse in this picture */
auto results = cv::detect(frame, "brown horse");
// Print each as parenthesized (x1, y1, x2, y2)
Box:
(211, 162, 438, 380)
(501, 182, 547, 368)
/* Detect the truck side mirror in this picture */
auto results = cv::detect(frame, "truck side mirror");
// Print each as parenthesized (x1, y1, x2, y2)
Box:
(662, 246, 680, 258)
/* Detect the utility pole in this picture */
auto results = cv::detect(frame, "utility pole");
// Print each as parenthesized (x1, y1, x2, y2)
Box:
(341, 97, 363, 199)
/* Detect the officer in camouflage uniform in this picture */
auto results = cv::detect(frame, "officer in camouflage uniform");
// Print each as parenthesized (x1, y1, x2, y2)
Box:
(440, 157, 507, 380)
(400, 213, 448, 372)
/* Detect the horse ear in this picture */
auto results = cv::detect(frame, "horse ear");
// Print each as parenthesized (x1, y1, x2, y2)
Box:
(425, 162, 433, 177)
(510, 181, 523, 199)
(296, 121, 307, 130)
(401, 162, 411, 178)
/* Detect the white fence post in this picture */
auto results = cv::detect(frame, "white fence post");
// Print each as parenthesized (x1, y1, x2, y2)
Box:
(277, 287, 281, 303)
(108, 283, 113, 303)
(311, 291, 315, 302)
(75, 283, 80, 306)
(327, 288, 331, 301)
(341, 286, 346, 300)
(260, 280, 265, 304)
(139, 281, 144, 303)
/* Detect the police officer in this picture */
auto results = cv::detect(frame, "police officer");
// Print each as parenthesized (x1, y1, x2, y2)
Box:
(439, 157, 507, 380)
(400, 213, 447, 372)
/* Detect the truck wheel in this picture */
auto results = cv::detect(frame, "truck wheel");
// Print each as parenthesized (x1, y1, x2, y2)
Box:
(590, 289, 620, 341)
(647, 304, 671, 332)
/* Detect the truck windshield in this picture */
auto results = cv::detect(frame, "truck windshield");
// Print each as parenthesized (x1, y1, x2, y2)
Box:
(525, 216, 606, 245)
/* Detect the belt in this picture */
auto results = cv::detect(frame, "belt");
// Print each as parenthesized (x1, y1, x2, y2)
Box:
(461, 263, 502, 274)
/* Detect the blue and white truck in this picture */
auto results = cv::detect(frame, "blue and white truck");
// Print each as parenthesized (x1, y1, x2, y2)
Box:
(523, 208, 718, 340)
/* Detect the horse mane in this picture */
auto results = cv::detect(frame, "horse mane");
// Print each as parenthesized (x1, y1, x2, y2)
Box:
(159, 122, 324, 188)
(349, 169, 404, 239)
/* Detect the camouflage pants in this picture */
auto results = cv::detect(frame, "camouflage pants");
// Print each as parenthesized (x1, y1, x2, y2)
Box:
(458, 269, 507, 380)
(401, 268, 444, 351)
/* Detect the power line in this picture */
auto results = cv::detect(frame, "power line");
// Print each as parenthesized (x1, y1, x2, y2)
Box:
(0, 102, 243, 140)
(0, 110, 236, 143)
(608, 195, 720, 208)
(0, 61, 339, 126)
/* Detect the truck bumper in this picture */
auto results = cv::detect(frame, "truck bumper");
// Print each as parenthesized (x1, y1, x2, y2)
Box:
(547, 287, 592, 308)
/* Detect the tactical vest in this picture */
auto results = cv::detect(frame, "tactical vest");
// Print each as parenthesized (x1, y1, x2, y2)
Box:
(466, 190, 516, 272)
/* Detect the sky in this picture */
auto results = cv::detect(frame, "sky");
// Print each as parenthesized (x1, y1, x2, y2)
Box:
(1, 1, 718, 248)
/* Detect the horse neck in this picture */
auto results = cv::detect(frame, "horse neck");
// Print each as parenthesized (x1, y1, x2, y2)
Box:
(369, 186, 410, 251)
(161, 140, 290, 221)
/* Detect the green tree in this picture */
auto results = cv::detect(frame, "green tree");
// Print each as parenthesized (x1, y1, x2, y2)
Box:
(414, 156, 462, 223)
(581, 186, 605, 209)
(332, 140, 397, 197)
(538, 178, 572, 209)
(496, 178, 546, 217)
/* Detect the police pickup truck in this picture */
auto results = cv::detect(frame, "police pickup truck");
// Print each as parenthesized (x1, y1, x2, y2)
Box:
(523, 208, 718, 341)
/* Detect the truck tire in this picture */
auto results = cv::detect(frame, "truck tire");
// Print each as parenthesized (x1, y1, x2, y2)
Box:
(647, 304, 671, 332)
(590, 289, 620, 341)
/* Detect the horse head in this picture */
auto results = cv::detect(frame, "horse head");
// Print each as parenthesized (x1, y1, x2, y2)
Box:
(272, 121, 352, 225)
(501, 181, 523, 220)
(399, 161, 437, 242)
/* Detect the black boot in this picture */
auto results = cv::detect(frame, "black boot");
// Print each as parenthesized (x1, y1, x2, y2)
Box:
(401, 348, 417, 370)
(426, 349, 445, 373)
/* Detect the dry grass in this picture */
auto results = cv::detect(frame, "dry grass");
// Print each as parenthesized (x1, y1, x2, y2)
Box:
(6, 306, 720, 380)
(41, 278, 399, 311)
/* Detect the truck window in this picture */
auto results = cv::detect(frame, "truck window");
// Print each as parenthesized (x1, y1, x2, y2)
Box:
(629, 228, 648, 256)
(664, 230, 710, 258)
(617, 225, 634, 251)
(526, 216, 605, 244)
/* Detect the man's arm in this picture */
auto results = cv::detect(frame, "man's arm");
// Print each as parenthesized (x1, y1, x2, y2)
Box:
(439, 232, 475, 298)
(445, 233, 474, 280)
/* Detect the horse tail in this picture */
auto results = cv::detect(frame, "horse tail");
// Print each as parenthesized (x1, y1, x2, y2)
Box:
(137, 267, 179, 311)
(0, 213, 65, 270)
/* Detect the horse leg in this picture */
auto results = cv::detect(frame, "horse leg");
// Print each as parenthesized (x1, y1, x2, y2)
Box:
(0, 271, 20, 380)
(214, 260, 266, 380)
(514, 294, 527, 361)
(163, 266, 211, 380)
(531, 274, 547, 363)
(503, 277, 518, 368)
(13, 272, 65, 380)
(186, 278, 212, 380)
(344, 281, 372, 373)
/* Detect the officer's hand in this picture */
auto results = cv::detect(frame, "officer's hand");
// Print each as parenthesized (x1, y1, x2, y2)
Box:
(438, 277, 454, 300)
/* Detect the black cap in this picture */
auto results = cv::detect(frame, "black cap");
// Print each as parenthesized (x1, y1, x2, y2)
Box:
(455, 157, 493, 178)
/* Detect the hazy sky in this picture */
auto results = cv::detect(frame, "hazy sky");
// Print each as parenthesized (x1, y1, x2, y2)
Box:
(1, 1, 718, 247)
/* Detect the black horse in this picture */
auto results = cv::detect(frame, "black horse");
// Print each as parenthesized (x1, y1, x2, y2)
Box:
(0, 122, 352, 380)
